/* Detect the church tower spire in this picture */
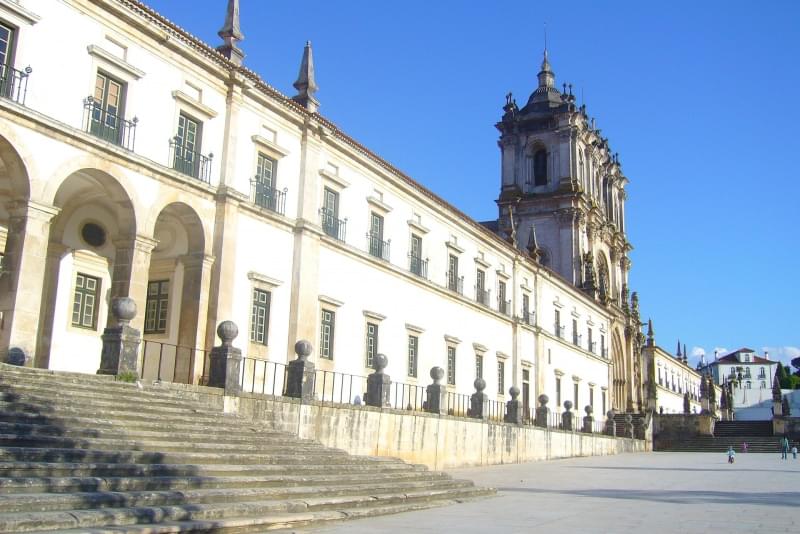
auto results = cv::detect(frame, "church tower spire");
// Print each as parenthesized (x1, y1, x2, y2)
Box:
(538, 49, 555, 89)
(217, 0, 244, 65)
(292, 41, 319, 113)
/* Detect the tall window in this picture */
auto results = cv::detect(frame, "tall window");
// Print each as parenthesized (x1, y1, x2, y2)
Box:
(144, 280, 169, 334)
(533, 148, 547, 186)
(587, 328, 593, 352)
(589, 387, 594, 409)
(447, 254, 459, 292)
(321, 187, 342, 240)
(319, 309, 335, 359)
(368, 212, 385, 259)
(555, 377, 562, 407)
(254, 152, 278, 210)
(554, 309, 561, 337)
(475, 354, 483, 379)
(522, 293, 530, 324)
(602, 390, 607, 415)
(574, 382, 579, 408)
(407, 335, 418, 377)
(497, 360, 505, 394)
(173, 113, 202, 177)
(476, 268, 486, 304)
(572, 318, 579, 345)
(409, 234, 423, 276)
(72, 273, 101, 329)
(249, 289, 271, 345)
(447, 346, 456, 385)
(0, 22, 14, 69)
(601, 334, 606, 357)
(498, 280, 507, 314)
(90, 72, 126, 144)
(365, 322, 379, 368)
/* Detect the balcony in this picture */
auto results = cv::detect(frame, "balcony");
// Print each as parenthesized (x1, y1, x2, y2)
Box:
(408, 254, 428, 279)
(602, 348, 608, 359)
(319, 208, 346, 242)
(447, 273, 464, 295)
(170, 138, 213, 183)
(589, 341, 597, 354)
(554, 324, 565, 339)
(0, 64, 31, 105)
(520, 310, 534, 326)
(250, 179, 287, 215)
(83, 98, 137, 151)
(498, 298, 511, 316)
(475, 287, 491, 307)
(366, 232, 390, 261)
(573, 334, 582, 348)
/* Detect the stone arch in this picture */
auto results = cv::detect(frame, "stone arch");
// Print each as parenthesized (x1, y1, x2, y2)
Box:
(524, 139, 548, 188)
(36, 168, 141, 371)
(612, 328, 626, 411)
(141, 202, 212, 384)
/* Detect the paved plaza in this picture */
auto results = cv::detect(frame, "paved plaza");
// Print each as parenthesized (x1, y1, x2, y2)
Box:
(294, 452, 800, 534)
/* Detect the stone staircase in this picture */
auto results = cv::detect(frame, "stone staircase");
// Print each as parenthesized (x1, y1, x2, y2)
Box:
(0, 363, 493, 532)
(655, 420, 791, 453)
(612, 412, 645, 438)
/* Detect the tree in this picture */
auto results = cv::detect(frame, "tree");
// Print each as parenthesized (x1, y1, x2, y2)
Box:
(778, 363, 800, 390)
(792, 356, 800, 377)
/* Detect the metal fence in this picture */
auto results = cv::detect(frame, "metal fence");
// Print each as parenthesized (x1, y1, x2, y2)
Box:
(83, 98, 137, 151)
(0, 65, 31, 105)
(239, 357, 288, 396)
(139, 339, 210, 384)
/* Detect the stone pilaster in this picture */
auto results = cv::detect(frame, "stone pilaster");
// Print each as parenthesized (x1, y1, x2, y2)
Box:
(97, 297, 141, 377)
(176, 253, 215, 383)
(534, 394, 550, 428)
(207, 321, 242, 397)
(504, 386, 523, 425)
(0, 200, 59, 366)
(365, 354, 391, 408)
(582, 405, 594, 433)
(284, 340, 315, 400)
(468, 378, 489, 420)
(425, 366, 447, 415)
(561, 400, 575, 431)
(108, 235, 157, 334)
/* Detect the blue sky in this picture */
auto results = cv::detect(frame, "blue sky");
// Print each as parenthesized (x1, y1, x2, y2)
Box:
(146, 0, 800, 368)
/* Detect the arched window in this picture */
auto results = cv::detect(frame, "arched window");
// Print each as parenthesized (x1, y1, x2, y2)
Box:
(533, 149, 547, 186)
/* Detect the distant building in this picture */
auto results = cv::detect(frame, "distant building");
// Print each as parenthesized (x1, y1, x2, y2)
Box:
(699, 348, 777, 391)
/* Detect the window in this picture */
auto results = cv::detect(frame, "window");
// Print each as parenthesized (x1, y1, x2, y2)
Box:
(368, 212, 386, 259)
(572, 318, 578, 345)
(602, 390, 607, 415)
(761, 381, 766, 389)
(409, 234, 424, 276)
(447, 346, 456, 385)
(554, 309, 561, 337)
(407, 335, 418, 377)
(587, 328, 593, 352)
(658, 367, 663, 386)
(522, 293, 530, 324)
(365, 322, 379, 368)
(475, 354, 483, 379)
(0, 22, 14, 70)
(249, 289, 271, 345)
(144, 280, 169, 334)
(321, 187, 343, 240)
(589, 387, 594, 409)
(90, 72, 126, 144)
(555, 377, 562, 407)
(498, 280, 507, 314)
(601, 334, 606, 357)
(447, 254, 460, 292)
(319, 309, 335, 359)
(574, 382, 579, 408)
(476, 268, 486, 304)
(72, 273, 101, 329)
(497, 360, 505, 394)
(173, 112, 203, 178)
(533, 148, 547, 186)
(253, 152, 279, 211)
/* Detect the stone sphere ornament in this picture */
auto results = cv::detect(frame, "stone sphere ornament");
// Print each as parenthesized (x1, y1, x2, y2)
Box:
(217, 320, 238, 345)
(538, 394, 549, 406)
(473, 377, 486, 392)
(295, 339, 313, 360)
(563, 400, 573, 411)
(430, 366, 445, 383)
(111, 297, 137, 324)
(373, 353, 388, 372)
(585, 405, 593, 415)
(509, 386, 520, 400)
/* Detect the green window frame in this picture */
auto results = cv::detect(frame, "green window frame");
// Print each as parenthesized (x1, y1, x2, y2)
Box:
(72, 273, 101, 330)
(365, 322, 378, 368)
(249, 289, 271, 345)
(144, 280, 169, 334)
(407, 335, 418, 378)
(0, 21, 15, 70)
(319, 308, 335, 360)
(447, 346, 456, 386)
(497, 360, 505, 394)
(475, 354, 483, 380)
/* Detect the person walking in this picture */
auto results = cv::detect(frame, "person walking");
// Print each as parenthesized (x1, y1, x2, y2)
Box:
(727, 446, 735, 464)
(780, 435, 790, 460)
(742, 441, 748, 453)
(792, 444, 797, 460)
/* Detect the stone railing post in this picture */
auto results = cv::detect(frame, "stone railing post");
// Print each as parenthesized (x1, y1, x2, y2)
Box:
(562, 400, 574, 431)
(283, 340, 315, 400)
(425, 366, 447, 415)
(625, 414, 635, 439)
(505, 386, 523, 424)
(468, 378, 488, 420)
(582, 405, 594, 433)
(98, 297, 141, 377)
(365, 354, 391, 407)
(605, 410, 617, 436)
(534, 394, 550, 428)
(207, 321, 242, 396)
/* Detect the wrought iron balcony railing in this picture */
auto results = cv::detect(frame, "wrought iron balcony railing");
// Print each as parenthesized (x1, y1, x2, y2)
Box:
(447, 273, 464, 295)
(520, 310, 534, 326)
(83, 98, 137, 151)
(498, 298, 511, 316)
(602, 348, 609, 359)
(554, 324, 565, 339)
(573, 333, 582, 347)
(408, 254, 428, 279)
(250, 179, 287, 215)
(475, 287, 491, 307)
(590, 341, 598, 354)
(0, 65, 31, 105)
(320, 208, 346, 241)
(170, 138, 213, 183)
(366, 232, 390, 261)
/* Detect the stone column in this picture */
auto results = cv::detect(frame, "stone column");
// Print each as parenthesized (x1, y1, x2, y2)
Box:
(605, 410, 617, 437)
(468, 378, 489, 420)
(365, 354, 391, 408)
(97, 297, 141, 377)
(207, 321, 242, 397)
(425, 366, 447, 415)
(582, 405, 594, 433)
(284, 339, 315, 400)
(108, 235, 157, 334)
(561, 400, 574, 431)
(505, 386, 523, 425)
(0, 200, 59, 366)
(534, 394, 550, 428)
(175, 253, 215, 383)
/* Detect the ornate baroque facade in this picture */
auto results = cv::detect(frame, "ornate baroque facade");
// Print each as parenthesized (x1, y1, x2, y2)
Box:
(0, 0, 646, 417)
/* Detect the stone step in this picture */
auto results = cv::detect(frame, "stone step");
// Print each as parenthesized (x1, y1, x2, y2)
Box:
(0, 433, 336, 455)
(0, 394, 214, 419)
(0, 486, 491, 532)
(0, 470, 448, 494)
(0, 461, 426, 479)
